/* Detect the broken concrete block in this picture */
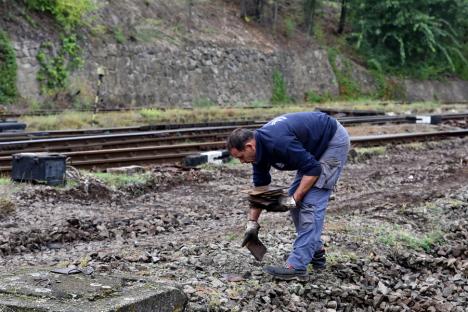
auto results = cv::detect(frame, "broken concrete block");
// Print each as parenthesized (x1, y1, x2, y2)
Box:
(0, 268, 187, 311)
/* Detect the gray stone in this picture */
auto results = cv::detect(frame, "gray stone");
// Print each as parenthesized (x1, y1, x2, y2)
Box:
(0, 268, 187, 312)
(403, 80, 468, 103)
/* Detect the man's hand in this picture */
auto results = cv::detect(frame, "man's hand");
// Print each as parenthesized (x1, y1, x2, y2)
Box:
(241, 220, 260, 247)
(279, 195, 297, 209)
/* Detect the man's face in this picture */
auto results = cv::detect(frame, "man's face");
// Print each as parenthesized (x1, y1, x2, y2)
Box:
(230, 142, 256, 164)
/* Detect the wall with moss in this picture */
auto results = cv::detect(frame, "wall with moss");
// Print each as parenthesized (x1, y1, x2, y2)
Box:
(0, 30, 17, 104)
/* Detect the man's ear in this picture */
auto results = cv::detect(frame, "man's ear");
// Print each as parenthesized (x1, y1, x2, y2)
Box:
(244, 141, 254, 150)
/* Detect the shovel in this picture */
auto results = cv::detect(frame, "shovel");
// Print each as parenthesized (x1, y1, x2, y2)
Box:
(244, 236, 267, 261)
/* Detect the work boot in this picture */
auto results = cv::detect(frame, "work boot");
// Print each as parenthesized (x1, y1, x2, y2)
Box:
(310, 249, 326, 269)
(263, 265, 309, 281)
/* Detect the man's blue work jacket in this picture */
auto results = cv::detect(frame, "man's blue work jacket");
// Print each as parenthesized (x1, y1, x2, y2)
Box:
(253, 112, 337, 186)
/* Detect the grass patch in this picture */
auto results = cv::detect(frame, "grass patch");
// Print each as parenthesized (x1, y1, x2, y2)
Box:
(225, 158, 241, 166)
(375, 225, 444, 252)
(193, 97, 216, 108)
(350, 146, 386, 162)
(225, 232, 239, 241)
(404, 142, 426, 151)
(0, 177, 11, 185)
(0, 196, 15, 216)
(91, 172, 152, 189)
(323, 250, 357, 267)
(139, 108, 162, 122)
(113, 27, 126, 44)
(271, 69, 291, 105)
(18, 100, 461, 131)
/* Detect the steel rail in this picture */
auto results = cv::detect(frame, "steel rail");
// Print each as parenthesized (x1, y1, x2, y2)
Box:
(0, 125, 260, 154)
(0, 112, 466, 142)
(0, 120, 265, 142)
(0, 129, 466, 172)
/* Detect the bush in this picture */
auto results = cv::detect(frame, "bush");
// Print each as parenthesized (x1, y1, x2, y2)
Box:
(26, 0, 94, 31)
(0, 30, 17, 104)
(36, 35, 83, 93)
(271, 69, 291, 105)
(348, 0, 468, 79)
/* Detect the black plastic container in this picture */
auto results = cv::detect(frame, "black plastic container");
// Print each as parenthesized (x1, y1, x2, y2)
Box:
(11, 153, 66, 186)
(0, 121, 27, 132)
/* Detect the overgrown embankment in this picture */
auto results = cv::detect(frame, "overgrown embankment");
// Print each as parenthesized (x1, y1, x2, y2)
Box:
(1, 0, 467, 111)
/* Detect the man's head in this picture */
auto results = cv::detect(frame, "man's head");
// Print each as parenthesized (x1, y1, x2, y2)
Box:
(226, 128, 256, 163)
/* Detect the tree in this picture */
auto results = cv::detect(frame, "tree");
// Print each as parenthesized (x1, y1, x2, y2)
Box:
(303, 0, 318, 36)
(240, 0, 265, 22)
(348, 0, 468, 78)
(337, 0, 347, 34)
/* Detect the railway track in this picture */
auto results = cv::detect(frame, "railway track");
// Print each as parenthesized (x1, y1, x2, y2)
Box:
(0, 128, 466, 172)
(0, 112, 466, 142)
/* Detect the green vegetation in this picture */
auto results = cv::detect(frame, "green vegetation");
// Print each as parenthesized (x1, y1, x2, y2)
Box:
(350, 146, 386, 162)
(271, 69, 291, 105)
(36, 35, 83, 93)
(348, 0, 468, 79)
(0, 30, 17, 104)
(113, 27, 126, 44)
(284, 17, 296, 38)
(19, 101, 463, 131)
(0, 177, 11, 185)
(323, 250, 357, 267)
(376, 225, 444, 252)
(328, 48, 362, 100)
(306, 90, 332, 103)
(92, 172, 152, 189)
(193, 97, 216, 108)
(26, 0, 94, 31)
(0, 196, 15, 216)
(26, 0, 93, 97)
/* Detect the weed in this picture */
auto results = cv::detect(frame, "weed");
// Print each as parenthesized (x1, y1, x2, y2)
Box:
(0, 197, 15, 216)
(0, 177, 11, 185)
(90, 24, 108, 37)
(404, 142, 425, 151)
(113, 27, 126, 44)
(23, 103, 456, 131)
(192, 97, 215, 108)
(225, 233, 239, 241)
(306, 90, 332, 103)
(226, 158, 241, 166)
(79, 255, 91, 268)
(92, 172, 151, 189)
(139, 108, 162, 122)
(350, 146, 386, 162)
(322, 250, 357, 267)
(271, 69, 291, 105)
(26, 0, 94, 31)
(284, 17, 296, 38)
(0, 29, 17, 104)
(328, 48, 363, 100)
(36, 35, 83, 94)
(375, 224, 444, 252)
(249, 100, 269, 108)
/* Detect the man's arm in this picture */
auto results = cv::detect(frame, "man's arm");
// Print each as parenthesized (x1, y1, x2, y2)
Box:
(278, 139, 322, 202)
(293, 175, 318, 202)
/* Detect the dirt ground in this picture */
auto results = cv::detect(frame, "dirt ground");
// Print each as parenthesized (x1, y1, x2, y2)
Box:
(0, 123, 467, 312)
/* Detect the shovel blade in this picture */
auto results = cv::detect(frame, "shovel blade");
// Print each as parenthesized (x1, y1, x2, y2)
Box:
(245, 237, 267, 261)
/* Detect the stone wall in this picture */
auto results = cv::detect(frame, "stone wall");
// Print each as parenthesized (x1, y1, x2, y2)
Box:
(81, 42, 339, 108)
(403, 80, 468, 103)
(11, 38, 468, 107)
(13, 37, 340, 108)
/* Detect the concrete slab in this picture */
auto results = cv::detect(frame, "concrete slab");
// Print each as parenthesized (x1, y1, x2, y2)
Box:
(0, 268, 187, 312)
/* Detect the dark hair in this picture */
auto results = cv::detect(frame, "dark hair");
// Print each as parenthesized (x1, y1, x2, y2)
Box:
(226, 128, 254, 151)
